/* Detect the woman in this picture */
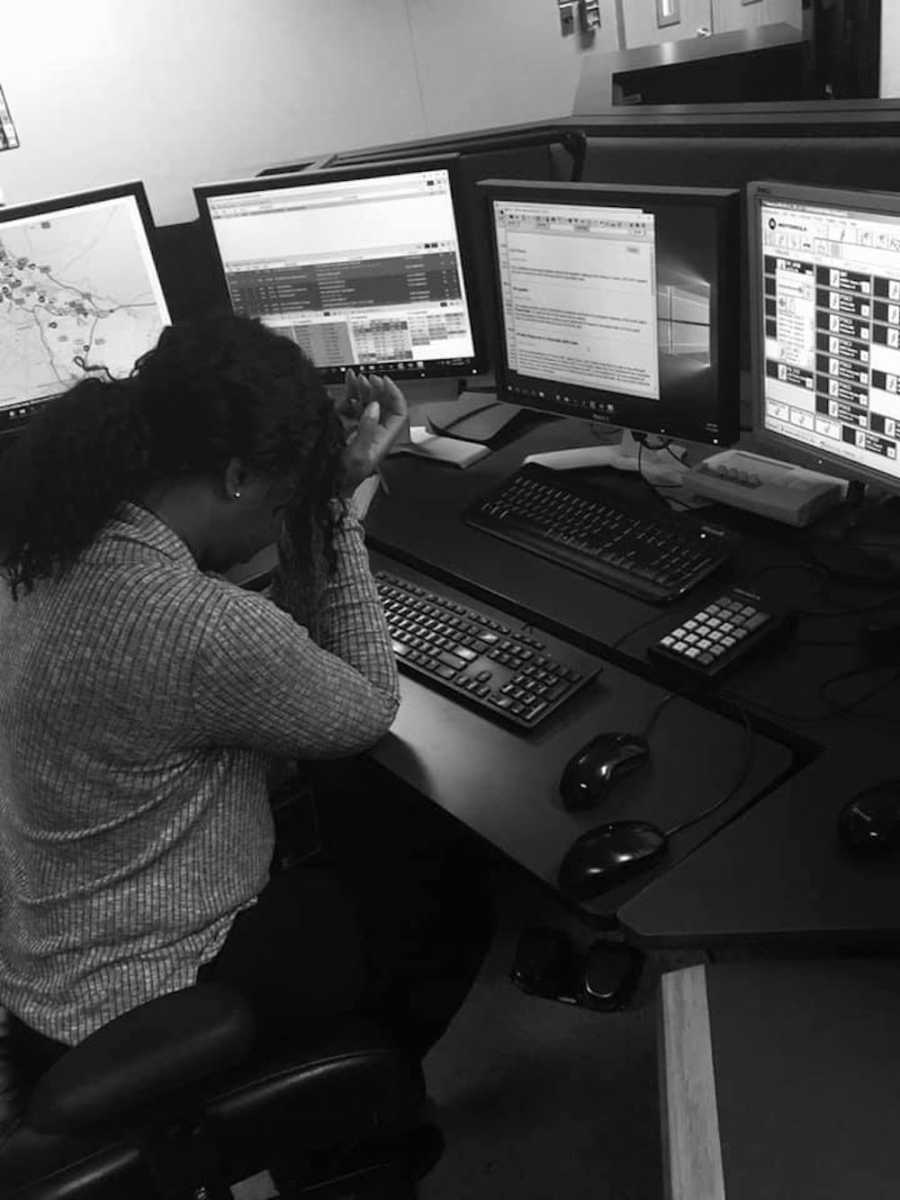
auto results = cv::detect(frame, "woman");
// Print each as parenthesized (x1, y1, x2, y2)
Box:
(0, 314, 491, 1058)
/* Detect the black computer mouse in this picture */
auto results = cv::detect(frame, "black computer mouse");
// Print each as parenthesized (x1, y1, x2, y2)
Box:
(557, 820, 668, 901)
(559, 732, 650, 811)
(837, 782, 900, 855)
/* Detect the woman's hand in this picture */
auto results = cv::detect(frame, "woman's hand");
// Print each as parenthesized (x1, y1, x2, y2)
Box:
(336, 369, 408, 497)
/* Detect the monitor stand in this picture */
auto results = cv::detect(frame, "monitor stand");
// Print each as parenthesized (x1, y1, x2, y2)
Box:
(526, 428, 687, 480)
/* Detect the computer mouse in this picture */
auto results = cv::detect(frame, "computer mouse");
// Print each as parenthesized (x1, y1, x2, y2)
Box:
(557, 820, 668, 901)
(559, 732, 650, 811)
(837, 782, 900, 855)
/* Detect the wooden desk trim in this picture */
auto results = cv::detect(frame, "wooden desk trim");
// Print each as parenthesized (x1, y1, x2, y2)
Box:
(659, 965, 725, 1200)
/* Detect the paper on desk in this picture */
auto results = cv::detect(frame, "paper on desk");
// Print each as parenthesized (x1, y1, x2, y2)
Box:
(524, 446, 628, 471)
(390, 425, 491, 468)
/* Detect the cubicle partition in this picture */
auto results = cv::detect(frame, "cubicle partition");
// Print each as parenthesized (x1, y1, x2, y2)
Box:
(545, 106, 900, 372)
(154, 103, 900, 342)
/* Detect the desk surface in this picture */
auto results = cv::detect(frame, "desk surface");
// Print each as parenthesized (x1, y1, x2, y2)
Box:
(660, 958, 900, 1200)
(362, 410, 900, 943)
(619, 738, 900, 948)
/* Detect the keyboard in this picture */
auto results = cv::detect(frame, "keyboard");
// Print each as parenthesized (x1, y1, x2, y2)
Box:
(464, 464, 736, 605)
(375, 569, 601, 731)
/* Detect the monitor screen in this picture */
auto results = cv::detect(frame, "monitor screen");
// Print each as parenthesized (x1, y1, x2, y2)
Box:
(0, 182, 170, 437)
(478, 179, 741, 447)
(749, 179, 900, 492)
(194, 156, 484, 383)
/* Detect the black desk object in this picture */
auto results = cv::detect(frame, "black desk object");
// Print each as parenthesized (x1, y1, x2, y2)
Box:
(661, 958, 900, 1200)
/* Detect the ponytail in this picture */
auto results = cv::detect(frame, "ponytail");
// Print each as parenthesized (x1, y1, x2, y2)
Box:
(0, 378, 152, 598)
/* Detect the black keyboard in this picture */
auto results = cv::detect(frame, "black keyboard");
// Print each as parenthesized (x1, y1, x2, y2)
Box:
(375, 569, 601, 731)
(464, 464, 736, 605)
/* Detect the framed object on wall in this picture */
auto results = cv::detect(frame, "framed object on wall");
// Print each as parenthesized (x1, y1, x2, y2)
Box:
(657, 0, 682, 26)
(0, 85, 19, 150)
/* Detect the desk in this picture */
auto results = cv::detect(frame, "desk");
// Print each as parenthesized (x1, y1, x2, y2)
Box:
(231, 407, 900, 941)
(361, 412, 900, 941)
(660, 958, 900, 1199)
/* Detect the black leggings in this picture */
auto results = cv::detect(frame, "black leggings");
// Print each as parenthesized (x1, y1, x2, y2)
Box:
(199, 758, 495, 1058)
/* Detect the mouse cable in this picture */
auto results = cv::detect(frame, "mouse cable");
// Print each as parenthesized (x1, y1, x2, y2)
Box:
(818, 663, 900, 722)
(608, 608, 676, 653)
(662, 704, 755, 839)
(797, 588, 900, 619)
(640, 691, 676, 739)
(721, 662, 900, 730)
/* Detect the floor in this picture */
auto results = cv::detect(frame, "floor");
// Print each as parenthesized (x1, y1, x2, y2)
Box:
(418, 862, 669, 1200)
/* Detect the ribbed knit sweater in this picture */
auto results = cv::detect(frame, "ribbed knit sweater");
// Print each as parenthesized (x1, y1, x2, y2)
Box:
(0, 502, 399, 1044)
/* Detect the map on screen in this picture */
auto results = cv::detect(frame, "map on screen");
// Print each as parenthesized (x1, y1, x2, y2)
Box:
(0, 192, 170, 414)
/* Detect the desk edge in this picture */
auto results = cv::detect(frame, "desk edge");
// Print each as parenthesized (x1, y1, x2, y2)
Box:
(659, 964, 726, 1200)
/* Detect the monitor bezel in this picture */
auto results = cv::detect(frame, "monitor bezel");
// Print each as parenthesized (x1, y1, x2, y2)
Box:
(748, 178, 900, 492)
(193, 154, 488, 382)
(476, 177, 741, 448)
(0, 179, 169, 439)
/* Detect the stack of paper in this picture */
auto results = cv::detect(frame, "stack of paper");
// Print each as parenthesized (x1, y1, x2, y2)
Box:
(390, 425, 491, 468)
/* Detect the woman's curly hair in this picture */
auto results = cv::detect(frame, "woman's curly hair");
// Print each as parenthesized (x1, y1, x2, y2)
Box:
(0, 314, 346, 598)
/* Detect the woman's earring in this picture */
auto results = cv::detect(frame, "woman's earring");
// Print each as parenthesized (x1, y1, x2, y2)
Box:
(233, 491, 241, 500)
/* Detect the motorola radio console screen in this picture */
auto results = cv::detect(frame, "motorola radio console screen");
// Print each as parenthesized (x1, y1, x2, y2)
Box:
(759, 195, 900, 484)
(491, 196, 723, 437)
(203, 169, 477, 376)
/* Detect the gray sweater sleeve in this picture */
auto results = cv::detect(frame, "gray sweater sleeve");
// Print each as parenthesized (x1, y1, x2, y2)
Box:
(191, 514, 399, 758)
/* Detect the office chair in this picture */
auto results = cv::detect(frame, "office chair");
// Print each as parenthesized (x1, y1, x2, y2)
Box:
(0, 980, 443, 1199)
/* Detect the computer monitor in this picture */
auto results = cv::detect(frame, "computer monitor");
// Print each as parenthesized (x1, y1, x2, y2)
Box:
(194, 156, 485, 383)
(0, 181, 171, 437)
(748, 179, 900, 494)
(477, 179, 741, 446)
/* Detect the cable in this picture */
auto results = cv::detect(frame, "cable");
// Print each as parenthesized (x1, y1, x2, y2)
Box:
(663, 704, 755, 838)
(427, 401, 504, 438)
(639, 691, 676, 739)
(818, 663, 900, 719)
(455, 380, 496, 396)
(798, 589, 900, 619)
(744, 561, 830, 589)
(795, 638, 857, 647)
(609, 608, 675, 653)
(725, 663, 900, 729)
